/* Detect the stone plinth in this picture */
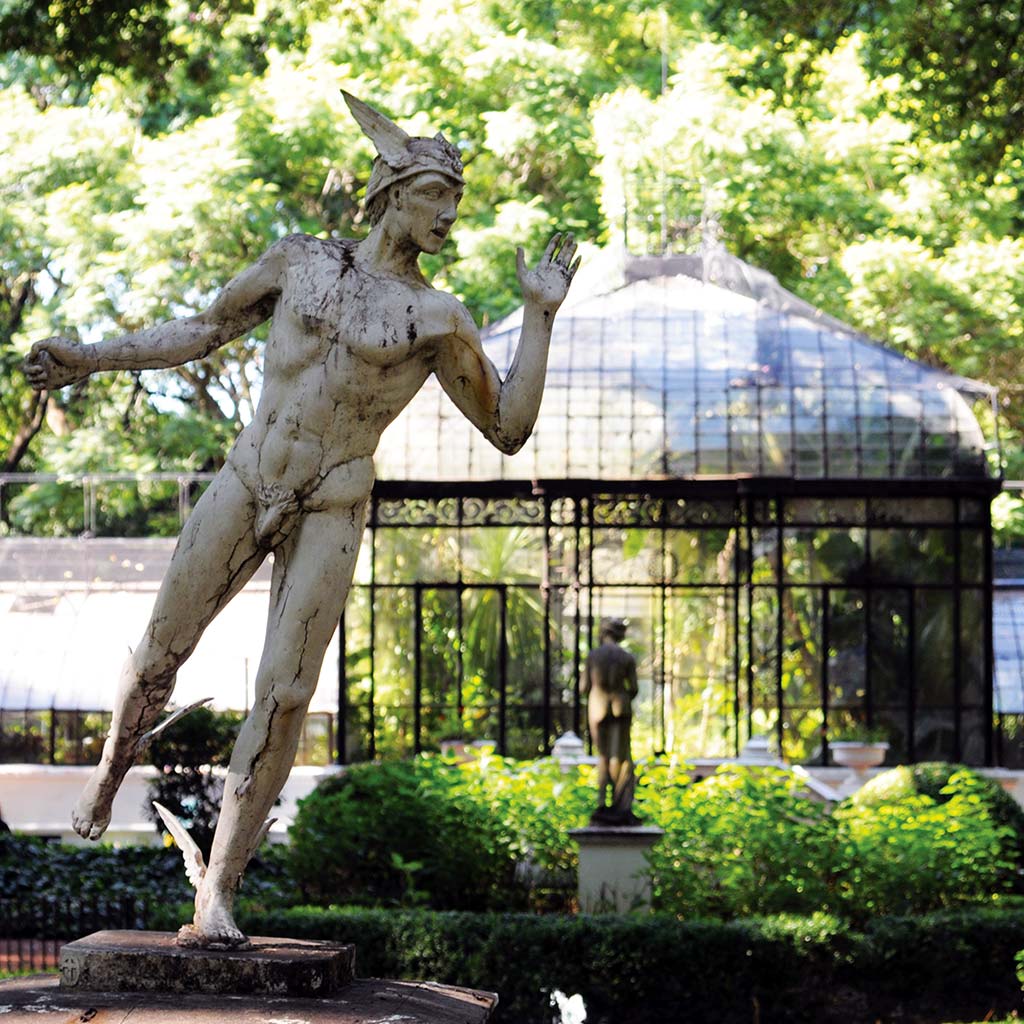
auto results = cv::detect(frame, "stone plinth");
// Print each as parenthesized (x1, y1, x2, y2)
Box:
(59, 930, 354, 997)
(1, 974, 497, 1023)
(570, 825, 663, 913)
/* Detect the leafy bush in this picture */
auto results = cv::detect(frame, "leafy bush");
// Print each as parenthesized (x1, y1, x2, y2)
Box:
(837, 765, 1018, 915)
(288, 757, 1018, 920)
(639, 764, 837, 918)
(457, 755, 593, 874)
(287, 757, 520, 911)
(0, 830, 292, 921)
(227, 903, 1024, 1024)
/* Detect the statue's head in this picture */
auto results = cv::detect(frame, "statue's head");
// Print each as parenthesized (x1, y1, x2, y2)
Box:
(599, 617, 628, 643)
(342, 91, 464, 226)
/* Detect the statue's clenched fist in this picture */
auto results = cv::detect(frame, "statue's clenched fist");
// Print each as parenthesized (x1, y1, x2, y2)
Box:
(23, 337, 92, 391)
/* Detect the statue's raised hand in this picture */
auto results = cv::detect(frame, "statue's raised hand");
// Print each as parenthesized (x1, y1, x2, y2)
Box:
(516, 233, 581, 314)
(23, 337, 93, 391)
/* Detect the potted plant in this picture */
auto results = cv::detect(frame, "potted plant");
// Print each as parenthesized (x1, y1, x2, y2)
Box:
(829, 723, 889, 771)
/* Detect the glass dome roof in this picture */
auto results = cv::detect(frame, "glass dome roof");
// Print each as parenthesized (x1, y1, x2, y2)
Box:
(374, 247, 995, 482)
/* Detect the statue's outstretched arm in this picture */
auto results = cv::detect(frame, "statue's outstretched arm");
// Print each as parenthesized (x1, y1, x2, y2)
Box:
(24, 237, 294, 391)
(433, 233, 579, 455)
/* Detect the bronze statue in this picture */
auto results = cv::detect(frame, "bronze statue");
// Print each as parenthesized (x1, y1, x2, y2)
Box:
(583, 617, 641, 826)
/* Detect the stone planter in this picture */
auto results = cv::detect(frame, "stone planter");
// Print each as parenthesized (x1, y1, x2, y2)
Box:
(830, 741, 889, 797)
(830, 741, 889, 771)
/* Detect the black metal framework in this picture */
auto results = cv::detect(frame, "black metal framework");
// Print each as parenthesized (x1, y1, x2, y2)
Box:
(339, 476, 998, 767)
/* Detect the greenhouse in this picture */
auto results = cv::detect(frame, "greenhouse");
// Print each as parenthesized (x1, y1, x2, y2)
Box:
(341, 245, 1002, 767)
(0, 245, 1009, 769)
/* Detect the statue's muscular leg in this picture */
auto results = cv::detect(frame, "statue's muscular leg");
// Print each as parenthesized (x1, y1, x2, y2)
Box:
(593, 718, 611, 808)
(608, 717, 636, 817)
(72, 467, 264, 840)
(189, 498, 367, 947)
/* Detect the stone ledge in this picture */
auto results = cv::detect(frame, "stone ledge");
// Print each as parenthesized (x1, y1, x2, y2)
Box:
(569, 825, 664, 848)
(59, 930, 354, 997)
(2, 974, 497, 1023)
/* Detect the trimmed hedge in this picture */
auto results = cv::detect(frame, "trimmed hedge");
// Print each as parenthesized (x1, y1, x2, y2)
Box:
(172, 903, 1024, 1024)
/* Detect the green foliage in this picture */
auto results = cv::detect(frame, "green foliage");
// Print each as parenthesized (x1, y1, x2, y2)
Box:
(0, 830, 191, 906)
(0, 829, 292, 918)
(457, 754, 593, 874)
(290, 759, 1018, 922)
(286, 757, 520, 910)
(639, 765, 837, 918)
(145, 705, 243, 857)
(704, 0, 1024, 170)
(852, 761, 1024, 895)
(221, 903, 1024, 1024)
(834, 771, 1014, 918)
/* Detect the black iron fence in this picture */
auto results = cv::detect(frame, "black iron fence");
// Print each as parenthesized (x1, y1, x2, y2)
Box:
(0, 896, 150, 975)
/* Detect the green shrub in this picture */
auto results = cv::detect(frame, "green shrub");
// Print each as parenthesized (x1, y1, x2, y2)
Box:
(836, 766, 1017, 916)
(288, 757, 1017, 920)
(230, 903, 1024, 1024)
(457, 754, 593, 874)
(855, 761, 1024, 892)
(286, 757, 520, 910)
(0, 830, 294, 922)
(639, 764, 837, 918)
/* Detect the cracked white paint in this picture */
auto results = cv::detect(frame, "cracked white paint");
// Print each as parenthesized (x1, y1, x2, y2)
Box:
(23, 94, 579, 951)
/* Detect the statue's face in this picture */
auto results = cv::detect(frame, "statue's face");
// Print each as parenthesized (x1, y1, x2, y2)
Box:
(389, 172, 464, 254)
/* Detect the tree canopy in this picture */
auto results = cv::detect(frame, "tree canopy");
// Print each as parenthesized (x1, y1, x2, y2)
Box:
(1, 0, 1021, 533)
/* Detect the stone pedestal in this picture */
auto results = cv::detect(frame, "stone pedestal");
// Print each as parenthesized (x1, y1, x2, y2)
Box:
(570, 825, 663, 913)
(7, 930, 500, 1023)
(59, 930, 354, 997)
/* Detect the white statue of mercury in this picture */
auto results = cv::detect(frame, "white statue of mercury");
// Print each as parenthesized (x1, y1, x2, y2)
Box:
(23, 92, 579, 948)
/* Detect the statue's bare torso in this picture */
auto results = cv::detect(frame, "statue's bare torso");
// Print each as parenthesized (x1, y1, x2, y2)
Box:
(233, 235, 463, 509)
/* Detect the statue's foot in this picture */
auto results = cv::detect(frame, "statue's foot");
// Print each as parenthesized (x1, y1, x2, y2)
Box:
(71, 761, 121, 841)
(181, 889, 250, 950)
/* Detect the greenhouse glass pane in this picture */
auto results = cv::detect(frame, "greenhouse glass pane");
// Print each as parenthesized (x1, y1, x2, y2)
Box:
(461, 588, 502, 714)
(913, 708, 956, 761)
(664, 528, 736, 585)
(374, 528, 459, 584)
(870, 591, 911, 707)
(960, 529, 985, 584)
(591, 528, 663, 584)
(960, 709, 986, 764)
(782, 588, 822, 711)
(345, 586, 373, 702)
(343, 702, 373, 762)
(749, 587, 780, 728)
(462, 527, 544, 584)
(870, 529, 954, 584)
(874, 708, 909, 763)
(505, 707, 549, 759)
(507, 589, 546, 706)
(829, 589, 867, 710)
(373, 586, 414, 711)
(419, 588, 460, 706)
(783, 528, 866, 583)
(376, 706, 415, 760)
(960, 588, 986, 706)
(750, 529, 779, 583)
(915, 590, 955, 706)
(782, 706, 823, 763)
(665, 590, 735, 757)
